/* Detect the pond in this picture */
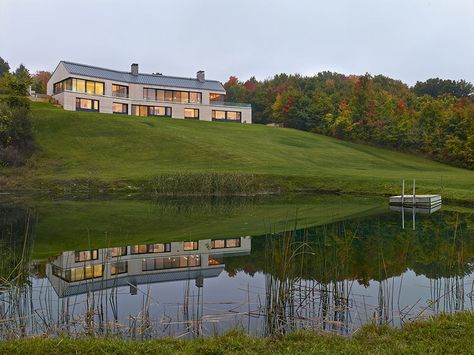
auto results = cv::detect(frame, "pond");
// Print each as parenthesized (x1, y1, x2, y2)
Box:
(0, 194, 473, 339)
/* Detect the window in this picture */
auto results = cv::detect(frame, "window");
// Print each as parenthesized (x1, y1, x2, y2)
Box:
(164, 90, 173, 102)
(183, 241, 198, 251)
(212, 110, 241, 122)
(156, 90, 165, 102)
(209, 93, 225, 103)
(211, 238, 241, 249)
(145, 88, 200, 103)
(110, 246, 127, 257)
(132, 105, 171, 117)
(208, 257, 223, 265)
(54, 78, 104, 95)
(95, 82, 104, 95)
(75, 250, 98, 262)
(76, 79, 85, 93)
(142, 255, 201, 271)
(184, 108, 199, 119)
(189, 92, 202, 103)
(86, 81, 95, 94)
(112, 84, 128, 98)
(130, 243, 171, 254)
(144, 88, 156, 100)
(149, 106, 171, 117)
(212, 110, 226, 120)
(226, 111, 241, 121)
(110, 261, 128, 275)
(53, 264, 103, 282)
(76, 98, 99, 111)
(112, 102, 128, 114)
(181, 91, 189, 103)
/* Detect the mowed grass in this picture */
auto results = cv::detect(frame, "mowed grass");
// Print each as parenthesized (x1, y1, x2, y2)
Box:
(5, 102, 474, 201)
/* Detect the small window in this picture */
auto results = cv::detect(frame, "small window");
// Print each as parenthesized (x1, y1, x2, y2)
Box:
(189, 92, 201, 103)
(184, 108, 199, 119)
(76, 98, 99, 112)
(112, 102, 128, 114)
(110, 261, 128, 275)
(112, 84, 128, 98)
(144, 88, 156, 100)
(156, 90, 165, 102)
(183, 241, 198, 251)
(164, 90, 173, 102)
(86, 81, 95, 94)
(95, 82, 104, 95)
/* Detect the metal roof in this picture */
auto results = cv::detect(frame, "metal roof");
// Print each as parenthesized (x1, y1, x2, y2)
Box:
(60, 61, 226, 93)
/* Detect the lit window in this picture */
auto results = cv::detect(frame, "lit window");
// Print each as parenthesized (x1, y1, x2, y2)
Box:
(75, 250, 98, 262)
(112, 102, 128, 114)
(131, 243, 171, 254)
(156, 90, 165, 102)
(76, 79, 85, 93)
(86, 81, 95, 94)
(183, 241, 198, 251)
(110, 261, 128, 275)
(112, 84, 128, 98)
(212, 110, 226, 120)
(95, 82, 104, 95)
(110, 246, 127, 257)
(211, 238, 241, 249)
(184, 108, 199, 119)
(76, 98, 99, 112)
(189, 92, 201, 103)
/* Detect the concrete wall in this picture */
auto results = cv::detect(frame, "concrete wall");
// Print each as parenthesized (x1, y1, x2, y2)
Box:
(47, 67, 252, 124)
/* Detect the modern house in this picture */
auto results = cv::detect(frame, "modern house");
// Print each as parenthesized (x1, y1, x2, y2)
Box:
(46, 236, 251, 297)
(46, 61, 252, 123)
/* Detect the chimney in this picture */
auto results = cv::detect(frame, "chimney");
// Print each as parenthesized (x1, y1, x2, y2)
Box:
(197, 70, 205, 82)
(131, 63, 139, 76)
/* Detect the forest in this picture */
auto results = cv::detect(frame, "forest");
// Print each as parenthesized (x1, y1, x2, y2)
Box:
(225, 73, 474, 169)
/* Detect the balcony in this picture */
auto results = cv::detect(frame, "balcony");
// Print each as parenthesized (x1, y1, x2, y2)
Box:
(209, 101, 251, 108)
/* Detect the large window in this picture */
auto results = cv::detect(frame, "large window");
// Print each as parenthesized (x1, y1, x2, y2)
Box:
(112, 84, 128, 98)
(212, 110, 242, 122)
(142, 255, 201, 271)
(76, 98, 99, 112)
(130, 243, 171, 254)
(131, 105, 171, 117)
(75, 250, 98, 262)
(209, 93, 225, 103)
(184, 108, 199, 119)
(53, 264, 103, 282)
(211, 238, 241, 249)
(143, 88, 202, 104)
(54, 78, 104, 95)
(112, 102, 128, 114)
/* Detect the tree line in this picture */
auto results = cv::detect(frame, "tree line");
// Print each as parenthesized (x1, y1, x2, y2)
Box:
(225, 72, 474, 169)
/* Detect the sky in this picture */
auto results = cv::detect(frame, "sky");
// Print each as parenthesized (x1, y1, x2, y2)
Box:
(1, 0, 473, 85)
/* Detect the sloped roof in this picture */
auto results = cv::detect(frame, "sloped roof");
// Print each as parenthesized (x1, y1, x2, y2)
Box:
(60, 61, 226, 93)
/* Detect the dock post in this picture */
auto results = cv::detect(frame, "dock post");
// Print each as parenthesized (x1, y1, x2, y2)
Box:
(401, 179, 405, 206)
(412, 179, 416, 206)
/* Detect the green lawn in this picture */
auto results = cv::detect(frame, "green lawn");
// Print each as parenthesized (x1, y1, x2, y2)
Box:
(1, 312, 473, 354)
(3, 102, 474, 202)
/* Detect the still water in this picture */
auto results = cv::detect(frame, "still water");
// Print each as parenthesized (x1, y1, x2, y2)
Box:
(0, 195, 473, 339)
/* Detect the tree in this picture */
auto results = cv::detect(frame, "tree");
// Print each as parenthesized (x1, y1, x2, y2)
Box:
(413, 78, 474, 98)
(32, 71, 52, 94)
(0, 57, 10, 77)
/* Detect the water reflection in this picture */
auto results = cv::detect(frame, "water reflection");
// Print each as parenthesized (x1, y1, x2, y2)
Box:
(0, 199, 473, 339)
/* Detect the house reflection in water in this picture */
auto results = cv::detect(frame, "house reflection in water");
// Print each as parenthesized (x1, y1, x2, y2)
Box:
(47, 237, 251, 297)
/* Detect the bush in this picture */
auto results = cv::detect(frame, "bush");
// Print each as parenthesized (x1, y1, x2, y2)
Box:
(0, 97, 36, 167)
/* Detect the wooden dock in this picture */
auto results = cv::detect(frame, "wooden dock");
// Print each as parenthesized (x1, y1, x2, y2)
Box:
(389, 194, 442, 208)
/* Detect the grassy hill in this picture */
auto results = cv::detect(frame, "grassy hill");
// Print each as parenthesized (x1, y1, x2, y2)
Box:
(3, 102, 474, 202)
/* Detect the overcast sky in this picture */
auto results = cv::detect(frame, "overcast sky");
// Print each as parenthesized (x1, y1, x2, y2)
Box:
(1, 0, 473, 85)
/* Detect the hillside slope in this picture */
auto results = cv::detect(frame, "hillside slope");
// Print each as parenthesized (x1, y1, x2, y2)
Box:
(3, 102, 474, 201)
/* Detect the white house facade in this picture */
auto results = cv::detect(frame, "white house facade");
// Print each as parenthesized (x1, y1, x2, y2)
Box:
(47, 61, 252, 124)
